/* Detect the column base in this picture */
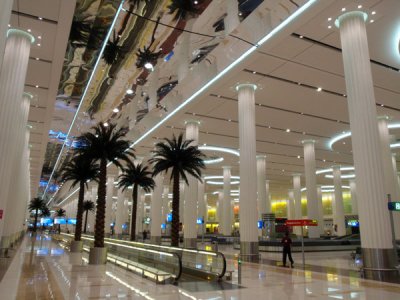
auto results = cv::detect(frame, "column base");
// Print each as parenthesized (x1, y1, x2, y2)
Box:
(362, 248, 398, 271)
(150, 236, 161, 245)
(184, 238, 197, 249)
(240, 241, 259, 262)
(0, 236, 11, 257)
(70, 241, 83, 253)
(89, 247, 108, 265)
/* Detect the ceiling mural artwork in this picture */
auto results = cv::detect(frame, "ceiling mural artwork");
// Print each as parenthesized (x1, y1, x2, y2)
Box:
(39, 0, 268, 203)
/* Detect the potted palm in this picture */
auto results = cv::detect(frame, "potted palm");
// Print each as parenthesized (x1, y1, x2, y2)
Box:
(28, 198, 45, 233)
(60, 154, 99, 252)
(118, 162, 155, 241)
(82, 200, 95, 234)
(54, 208, 66, 234)
(77, 122, 135, 264)
(150, 134, 205, 247)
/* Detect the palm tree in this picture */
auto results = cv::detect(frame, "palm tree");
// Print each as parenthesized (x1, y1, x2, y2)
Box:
(77, 123, 135, 248)
(118, 162, 155, 241)
(41, 206, 51, 217)
(60, 154, 99, 242)
(83, 200, 95, 234)
(54, 208, 66, 234)
(149, 133, 205, 246)
(167, 0, 200, 21)
(28, 198, 45, 233)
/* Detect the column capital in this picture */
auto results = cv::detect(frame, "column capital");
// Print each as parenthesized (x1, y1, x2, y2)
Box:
(332, 165, 342, 170)
(335, 11, 368, 28)
(7, 29, 35, 43)
(222, 165, 231, 170)
(23, 92, 33, 100)
(292, 173, 302, 177)
(184, 119, 201, 126)
(256, 154, 267, 160)
(235, 83, 258, 92)
(377, 115, 391, 121)
(301, 139, 316, 145)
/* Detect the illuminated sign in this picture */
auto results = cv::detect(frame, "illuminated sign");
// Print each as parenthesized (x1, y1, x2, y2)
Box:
(67, 219, 77, 225)
(40, 218, 53, 225)
(54, 218, 66, 224)
(257, 220, 263, 229)
(167, 213, 172, 222)
(388, 202, 400, 211)
(197, 218, 204, 224)
(285, 219, 318, 227)
(347, 220, 359, 227)
(161, 223, 166, 229)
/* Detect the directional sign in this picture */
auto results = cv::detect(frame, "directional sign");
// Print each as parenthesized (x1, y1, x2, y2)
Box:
(388, 202, 400, 211)
(285, 219, 318, 227)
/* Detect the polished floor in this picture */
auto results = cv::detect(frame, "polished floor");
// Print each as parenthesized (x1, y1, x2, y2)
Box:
(1, 235, 400, 299)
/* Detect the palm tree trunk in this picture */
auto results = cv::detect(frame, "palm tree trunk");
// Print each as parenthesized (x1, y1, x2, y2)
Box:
(94, 158, 107, 248)
(171, 171, 180, 247)
(74, 181, 85, 241)
(33, 209, 39, 232)
(84, 210, 88, 234)
(130, 185, 138, 241)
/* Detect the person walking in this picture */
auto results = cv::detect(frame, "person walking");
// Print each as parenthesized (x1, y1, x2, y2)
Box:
(281, 231, 294, 267)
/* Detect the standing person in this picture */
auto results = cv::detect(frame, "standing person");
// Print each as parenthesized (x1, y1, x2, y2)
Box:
(281, 231, 294, 267)
(143, 230, 147, 241)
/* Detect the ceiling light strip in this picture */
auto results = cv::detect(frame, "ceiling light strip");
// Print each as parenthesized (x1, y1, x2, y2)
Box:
(44, 1, 125, 204)
(59, 0, 319, 204)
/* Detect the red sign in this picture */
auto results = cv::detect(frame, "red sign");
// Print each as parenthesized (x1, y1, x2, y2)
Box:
(285, 219, 318, 227)
(0, 209, 3, 219)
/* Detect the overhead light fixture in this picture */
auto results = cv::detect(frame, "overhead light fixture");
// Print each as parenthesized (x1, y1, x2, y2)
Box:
(286, 128, 291, 132)
(144, 62, 153, 70)
(38, 17, 43, 20)
(358, 5, 362, 9)
(27, 29, 31, 32)
(38, 36, 42, 39)
(371, 11, 376, 15)
(317, 87, 322, 92)
(328, 17, 332, 21)
(103, 122, 109, 127)
(126, 89, 133, 95)
(113, 108, 119, 113)
(341, 7, 346, 12)
(370, 20, 374, 23)
(37, 43, 41, 46)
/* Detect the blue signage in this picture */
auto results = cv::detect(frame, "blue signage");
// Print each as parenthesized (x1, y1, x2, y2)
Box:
(197, 218, 204, 224)
(161, 223, 166, 229)
(54, 218, 66, 225)
(67, 219, 77, 225)
(257, 220, 263, 229)
(167, 213, 172, 222)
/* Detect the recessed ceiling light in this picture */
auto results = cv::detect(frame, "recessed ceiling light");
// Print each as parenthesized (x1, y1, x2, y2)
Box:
(194, 0, 198, 4)
(323, 159, 326, 162)
(36, 57, 40, 60)
(317, 87, 322, 92)
(38, 36, 42, 39)
(299, 35, 303, 39)
(35, 85, 39, 88)
(27, 29, 31, 32)
(38, 17, 43, 20)
(228, 119, 231, 122)
(372, 11, 376, 15)
(113, 108, 119, 113)
(37, 43, 41, 46)
(328, 25, 332, 29)
(144, 62, 153, 70)
(8, 24, 11, 28)
(381, 104, 384, 107)
(328, 17, 332, 21)
(357, 5, 362, 9)
(126, 89, 133, 94)
(341, 7, 346, 12)
(286, 128, 291, 132)
(252, 71, 256, 74)
(103, 122, 109, 127)
(297, 155, 301, 159)
(370, 20, 374, 23)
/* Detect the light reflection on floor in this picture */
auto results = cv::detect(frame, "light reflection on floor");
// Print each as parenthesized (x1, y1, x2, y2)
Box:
(0, 235, 400, 299)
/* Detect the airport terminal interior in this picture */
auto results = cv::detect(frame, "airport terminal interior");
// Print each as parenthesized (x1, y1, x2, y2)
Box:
(1, 0, 400, 299)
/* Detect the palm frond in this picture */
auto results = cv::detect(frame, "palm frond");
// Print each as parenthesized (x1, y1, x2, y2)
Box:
(167, 0, 200, 21)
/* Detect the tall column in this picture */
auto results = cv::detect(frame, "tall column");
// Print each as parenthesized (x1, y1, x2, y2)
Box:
(105, 176, 114, 235)
(0, 29, 34, 242)
(236, 83, 259, 260)
(265, 180, 271, 213)
(287, 189, 295, 219)
(293, 174, 302, 236)
(332, 166, 346, 236)
(197, 181, 205, 234)
(257, 155, 267, 218)
(378, 117, 400, 239)
(349, 179, 358, 215)
(221, 166, 232, 236)
(302, 140, 322, 237)
(183, 120, 200, 248)
(150, 175, 163, 244)
(338, 11, 396, 270)
(0, 0, 13, 70)
(115, 173, 125, 236)
(135, 188, 144, 236)
(179, 181, 185, 223)
(217, 191, 223, 224)
(317, 185, 324, 234)
(225, 0, 240, 35)
(88, 186, 97, 234)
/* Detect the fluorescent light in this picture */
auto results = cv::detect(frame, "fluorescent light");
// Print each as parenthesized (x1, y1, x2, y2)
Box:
(199, 146, 240, 157)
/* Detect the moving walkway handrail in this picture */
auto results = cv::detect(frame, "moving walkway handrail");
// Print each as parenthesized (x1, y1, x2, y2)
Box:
(83, 235, 226, 279)
(60, 233, 183, 281)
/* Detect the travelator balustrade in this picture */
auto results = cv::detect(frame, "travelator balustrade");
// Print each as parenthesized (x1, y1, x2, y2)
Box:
(58, 233, 226, 282)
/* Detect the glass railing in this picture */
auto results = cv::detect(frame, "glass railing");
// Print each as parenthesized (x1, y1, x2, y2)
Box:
(85, 235, 226, 280)
(58, 233, 182, 283)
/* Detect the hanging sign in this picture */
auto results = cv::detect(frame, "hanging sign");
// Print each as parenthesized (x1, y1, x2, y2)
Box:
(285, 219, 318, 227)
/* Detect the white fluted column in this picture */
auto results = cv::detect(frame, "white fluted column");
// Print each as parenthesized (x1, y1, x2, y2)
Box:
(217, 191, 223, 224)
(87, 186, 97, 234)
(150, 175, 163, 244)
(236, 83, 258, 260)
(349, 180, 358, 215)
(293, 174, 302, 236)
(332, 166, 346, 236)
(287, 189, 295, 219)
(135, 188, 144, 236)
(221, 166, 232, 236)
(179, 181, 185, 223)
(105, 176, 114, 235)
(317, 185, 324, 234)
(302, 140, 322, 237)
(183, 120, 200, 248)
(257, 155, 267, 218)
(177, 19, 194, 82)
(0, 29, 34, 243)
(197, 181, 205, 234)
(115, 173, 125, 235)
(265, 180, 271, 213)
(0, 0, 13, 70)
(391, 154, 400, 238)
(338, 10, 396, 269)
(225, 0, 240, 35)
